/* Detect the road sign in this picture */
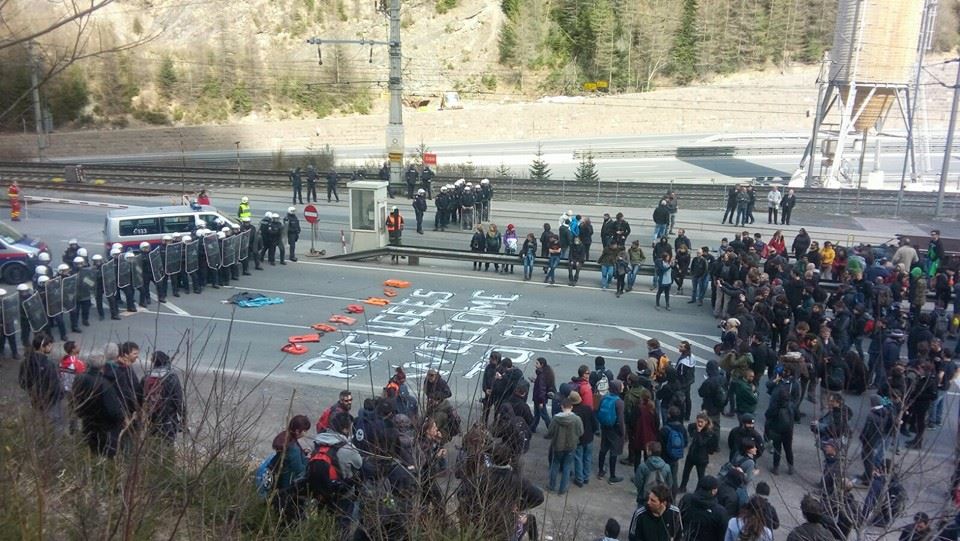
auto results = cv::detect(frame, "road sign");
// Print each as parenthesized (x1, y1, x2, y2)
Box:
(423, 153, 437, 166)
(303, 205, 319, 224)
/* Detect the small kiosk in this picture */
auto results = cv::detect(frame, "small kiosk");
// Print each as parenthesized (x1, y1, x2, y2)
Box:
(348, 180, 390, 252)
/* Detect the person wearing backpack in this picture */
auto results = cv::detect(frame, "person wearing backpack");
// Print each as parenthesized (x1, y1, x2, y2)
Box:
(590, 356, 615, 406)
(633, 441, 674, 505)
(311, 411, 363, 532)
(316, 390, 353, 433)
(140, 350, 185, 443)
(764, 367, 799, 475)
(699, 361, 728, 428)
(659, 406, 688, 492)
(597, 380, 627, 483)
(270, 414, 311, 522)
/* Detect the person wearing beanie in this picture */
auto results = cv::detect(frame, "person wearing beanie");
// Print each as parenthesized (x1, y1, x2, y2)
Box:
(678, 475, 728, 541)
(570, 390, 598, 487)
(591, 355, 615, 401)
(598, 379, 627, 483)
(727, 414, 765, 463)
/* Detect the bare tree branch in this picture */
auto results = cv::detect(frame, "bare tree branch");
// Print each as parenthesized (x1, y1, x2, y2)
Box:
(0, 0, 115, 52)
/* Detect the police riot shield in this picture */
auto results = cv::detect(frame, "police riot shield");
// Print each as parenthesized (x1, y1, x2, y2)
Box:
(222, 235, 239, 267)
(184, 240, 200, 274)
(2, 294, 19, 337)
(239, 229, 251, 261)
(61, 273, 78, 312)
(148, 249, 164, 283)
(165, 243, 183, 275)
(117, 255, 132, 289)
(101, 260, 118, 297)
(22, 293, 47, 333)
(202, 234, 221, 270)
(131, 255, 144, 289)
(78, 268, 95, 299)
(44, 277, 63, 317)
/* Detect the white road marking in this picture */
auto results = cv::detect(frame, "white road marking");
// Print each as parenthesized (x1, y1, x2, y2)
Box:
(222, 284, 719, 350)
(148, 311, 640, 362)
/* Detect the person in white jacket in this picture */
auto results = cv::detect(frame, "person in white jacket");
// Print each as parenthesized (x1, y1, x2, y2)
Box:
(766, 187, 782, 225)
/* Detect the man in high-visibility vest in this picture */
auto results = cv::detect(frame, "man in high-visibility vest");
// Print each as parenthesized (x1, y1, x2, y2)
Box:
(237, 196, 251, 221)
(8, 181, 20, 221)
(385, 206, 403, 264)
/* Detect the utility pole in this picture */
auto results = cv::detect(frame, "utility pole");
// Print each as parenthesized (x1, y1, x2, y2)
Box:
(936, 58, 960, 217)
(234, 141, 242, 189)
(307, 0, 404, 192)
(27, 42, 46, 160)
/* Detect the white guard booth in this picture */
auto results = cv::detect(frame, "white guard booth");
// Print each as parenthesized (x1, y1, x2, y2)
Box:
(348, 180, 390, 252)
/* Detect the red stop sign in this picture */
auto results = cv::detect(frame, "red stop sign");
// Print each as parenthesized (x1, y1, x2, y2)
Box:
(303, 204, 319, 224)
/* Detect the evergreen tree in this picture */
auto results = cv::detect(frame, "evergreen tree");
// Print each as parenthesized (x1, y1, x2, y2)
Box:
(671, 0, 699, 84)
(496, 163, 512, 179)
(157, 55, 177, 99)
(529, 143, 552, 180)
(574, 152, 599, 182)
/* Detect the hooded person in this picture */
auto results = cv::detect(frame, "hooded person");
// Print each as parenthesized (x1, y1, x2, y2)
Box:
(698, 360, 727, 426)
(678, 475, 729, 541)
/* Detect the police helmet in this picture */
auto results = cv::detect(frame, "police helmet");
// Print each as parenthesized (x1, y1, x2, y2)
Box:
(162, 235, 173, 242)
(34, 265, 48, 276)
(76, 248, 87, 257)
(241, 196, 249, 203)
(465, 182, 473, 188)
(217, 231, 226, 239)
(440, 186, 448, 192)
(57, 263, 70, 272)
(417, 189, 425, 195)
(73, 256, 85, 264)
(68, 238, 78, 245)
(37, 275, 49, 284)
(241, 217, 251, 223)
(37, 252, 50, 262)
(288, 206, 296, 214)
(16, 283, 30, 292)
(221, 227, 231, 233)
(91, 254, 103, 262)
(110, 248, 121, 256)
(455, 178, 465, 186)
(481, 178, 490, 185)
(139, 241, 150, 249)
(232, 224, 241, 230)
(181, 235, 192, 242)
(123, 251, 135, 259)
(195, 218, 207, 227)
(264, 211, 271, 218)
(111, 243, 122, 251)
(392, 206, 399, 212)
(172, 232, 182, 239)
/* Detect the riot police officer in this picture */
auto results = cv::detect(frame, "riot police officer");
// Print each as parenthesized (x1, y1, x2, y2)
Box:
(71, 256, 92, 331)
(118, 252, 137, 312)
(405, 164, 418, 199)
(460, 184, 476, 230)
(413, 189, 427, 234)
(41, 271, 67, 340)
(17, 282, 35, 347)
(421, 166, 434, 199)
(306, 164, 318, 203)
(138, 242, 153, 307)
(480, 178, 494, 222)
(290, 167, 303, 205)
(240, 218, 262, 274)
(217, 231, 231, 286)
(434, 186, 448, 231)
(156, 235, 172, 303)
(62, 239, 81, 266)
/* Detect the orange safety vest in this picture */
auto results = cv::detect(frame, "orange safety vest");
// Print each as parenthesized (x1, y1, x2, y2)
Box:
(7, 184, 19, 199)
(386, 214, 403, 233)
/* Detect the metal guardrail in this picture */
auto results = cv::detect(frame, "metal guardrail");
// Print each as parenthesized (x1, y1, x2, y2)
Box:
(0, 161, 957, 216)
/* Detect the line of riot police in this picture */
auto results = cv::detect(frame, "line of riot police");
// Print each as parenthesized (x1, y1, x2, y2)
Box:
(432, 178, 494, 232)
(0, 215, 272, 361)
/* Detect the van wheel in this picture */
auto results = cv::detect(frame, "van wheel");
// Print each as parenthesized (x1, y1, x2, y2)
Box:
(2, 263, 28, 285)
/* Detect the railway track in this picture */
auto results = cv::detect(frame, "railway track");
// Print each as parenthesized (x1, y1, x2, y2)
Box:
(0, 161, 956, 215)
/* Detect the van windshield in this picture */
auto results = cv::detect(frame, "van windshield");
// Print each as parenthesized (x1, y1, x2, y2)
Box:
(0, 222, 23, 245)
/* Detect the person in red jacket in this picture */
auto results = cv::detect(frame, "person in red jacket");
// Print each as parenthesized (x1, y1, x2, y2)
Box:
(575, 364, 594, 410)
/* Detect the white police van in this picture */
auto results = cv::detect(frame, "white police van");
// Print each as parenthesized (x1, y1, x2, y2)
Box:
(103, 205, 238, 251)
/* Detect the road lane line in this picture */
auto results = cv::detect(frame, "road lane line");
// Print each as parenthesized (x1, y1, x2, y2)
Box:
(614, 326, 680, 355)
(662, 331, 715, 355)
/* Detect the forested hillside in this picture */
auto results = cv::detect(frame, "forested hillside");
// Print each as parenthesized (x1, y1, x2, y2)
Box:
(499, 0, 960, 92)
(1, 0, 959, 132)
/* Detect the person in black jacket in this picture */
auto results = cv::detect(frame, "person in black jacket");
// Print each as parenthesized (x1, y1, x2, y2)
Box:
(678, 475, 728, 541)
(722, 186, 738, 225)
(305, 164, 318, 203)
(779, 189, 796, 225)
(579, 217, 594, 261)
(18, 334, 65, 432)
(727, 414, 765, 463)
(676, 342, 696, 420)
(412, 189, 428, 234)
(470, 225, 486, 271)
(73, 357, 126, 457)
(481, 351, 501, 424)
(679, 413, 719, 493)
(140, 350, 185, 443)
(103, 341, 143, 451)
(284, 207, 301, 262)
(698, 360, 727, 427)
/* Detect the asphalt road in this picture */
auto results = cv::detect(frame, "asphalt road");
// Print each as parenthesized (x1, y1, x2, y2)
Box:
(11, 198, 959, 538)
